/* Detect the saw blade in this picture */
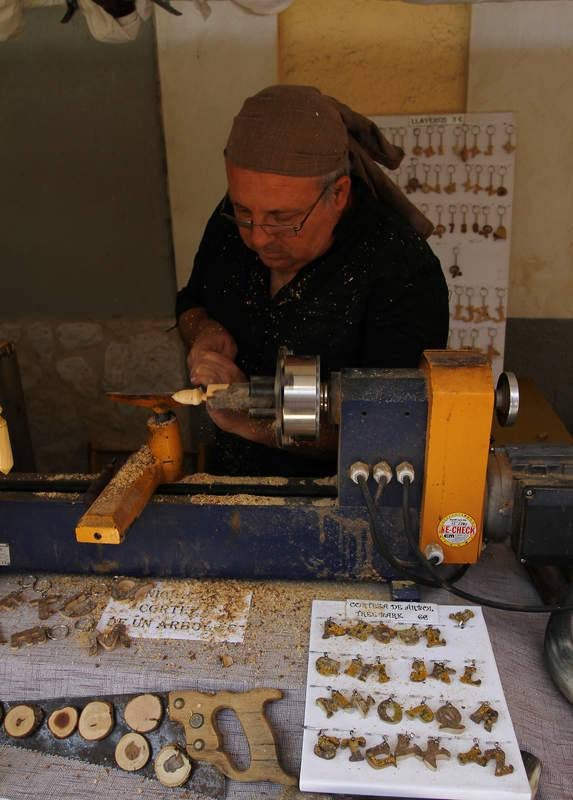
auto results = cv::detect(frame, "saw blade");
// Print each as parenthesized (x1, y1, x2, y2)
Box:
(0, 691, 225, 798)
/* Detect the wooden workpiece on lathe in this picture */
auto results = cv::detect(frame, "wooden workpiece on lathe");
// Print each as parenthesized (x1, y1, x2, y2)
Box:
(172, 385, 229, 406)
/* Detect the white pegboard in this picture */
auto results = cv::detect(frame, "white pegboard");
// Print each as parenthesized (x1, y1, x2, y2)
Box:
(370, 112, 516, 381)
(300, 599, 531, 800)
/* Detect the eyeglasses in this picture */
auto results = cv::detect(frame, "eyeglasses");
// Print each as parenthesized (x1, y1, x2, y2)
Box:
(219, 183, 331, 238)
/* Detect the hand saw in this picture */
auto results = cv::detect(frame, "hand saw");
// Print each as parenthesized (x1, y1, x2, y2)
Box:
(0, 687, 298, 797)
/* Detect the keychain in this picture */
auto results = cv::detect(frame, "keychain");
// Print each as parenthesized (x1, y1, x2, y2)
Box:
(410, 658, 428, 682)
(474, 288, 491, 323)
(431, 661, 456, 683)
(420, 737, 451, 770)
(486, 328, 501, 364)
(433, 165, 442, 193)
(340, 734, 367, 762)
(482, 744, 514, 777)
(377, 697, 403, 724)
(352, 689, 375, 717)
(463, 165, 473, 192)
(397, 126, 406, 149)
(406, 159, 420, 194)
(470, 328, 480, 350)
(452, 125, 463, 156)
(375, 661, 391, 683)
(314, 732, 340, 760)
(463, 287, 476, 323)
(494, 288, 506, 322)
(406, 701, 434, 723)
(458, 329, 467, 349)
(424, 126, 435, 158)
(496, 165, 508, 196)
(435, 702, 465, 732)
(395, 733, 422, 762)
(444, 164, 457, 194)
(458, 740, 485, 766)
(453, 286, 465, 318)
(412, 127, 423, 156)
(344, 655, 364, 678)
(389, 127, 398, 146)
(323, 617, 346, 638)
(481, 206, 493, 238)
(503, 122, 516, 153)
(494, 206, 508, 240)
(472, 205, 481, 233)
(486, 165, 496, 196)
(469, 124, 481, 158)
(484, 124, 496, 156)
(424, 625, 446, 648)
(437, 124, 445, 155)
(448, 204, 457, 234)
(316, 654, 340, 676)
(460, 123, 470, 162)
(473, 164, 484, 194)
(461, 663, 482, 686)
(372, 622, 397, 643)
(365, 738, 396, 769)
(460, 204, 469, 233)
(421, 164, 432, 194)
(433, 205, 446, 238)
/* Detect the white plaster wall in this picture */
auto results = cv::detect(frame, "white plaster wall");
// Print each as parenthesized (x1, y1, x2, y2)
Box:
(468, 1, 573, 319)
(154, 2, 277, 290)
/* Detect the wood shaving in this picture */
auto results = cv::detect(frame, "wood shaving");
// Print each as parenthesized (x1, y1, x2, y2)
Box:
(190, 493, 286, 506)
(180, 473, 289, 486)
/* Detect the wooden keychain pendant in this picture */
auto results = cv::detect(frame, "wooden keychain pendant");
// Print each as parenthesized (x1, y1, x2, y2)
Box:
(503, 123, 516, 153)
(424, 126, 435, 157)
(412, 127, 423, 156)
(494, 206, 508, 240)
(469, 124, 481, 158)
(485, 124, 496, 155)
(444, 164, 457, 194)
(406, 159, 421, 194)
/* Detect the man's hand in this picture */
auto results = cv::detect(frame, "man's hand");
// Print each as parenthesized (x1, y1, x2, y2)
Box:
(190, 350, 246, 387)
(179, 308, 239, 384)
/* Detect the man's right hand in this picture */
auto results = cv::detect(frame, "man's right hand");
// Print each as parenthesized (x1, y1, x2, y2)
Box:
(178, 309, 239, 384)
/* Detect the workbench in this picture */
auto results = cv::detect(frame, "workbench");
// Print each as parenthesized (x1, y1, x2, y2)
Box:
(0, 544, 571, 800)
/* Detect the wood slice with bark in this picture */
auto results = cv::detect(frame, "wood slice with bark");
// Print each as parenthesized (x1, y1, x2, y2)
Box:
(78, 700, 115, 741)
(154, 744, 193, 787)
(47, 706, 79, 739)
(123, 693, 163, 733)
(115, 732, 150, 772)
(4, 704, 43, 738)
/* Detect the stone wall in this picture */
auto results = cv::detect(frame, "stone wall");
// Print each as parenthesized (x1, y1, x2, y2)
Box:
(0, 320, 190, 473)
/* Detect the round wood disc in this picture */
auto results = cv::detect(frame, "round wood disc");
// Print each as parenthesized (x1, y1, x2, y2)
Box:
(124, 693, 163, 733)
(4, 704, 43, 738)
(154, 744, 192, 787)
(78, 701, 115, 741)
(48, 706, 78, 739)
(115, 732, 150, 772)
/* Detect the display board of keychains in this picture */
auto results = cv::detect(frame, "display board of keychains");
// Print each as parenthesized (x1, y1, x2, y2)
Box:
(300, 600, 531, 799)
(370, 113, 516, 380)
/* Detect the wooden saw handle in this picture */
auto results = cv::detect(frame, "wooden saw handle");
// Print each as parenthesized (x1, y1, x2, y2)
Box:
(168, 688, 297, 786)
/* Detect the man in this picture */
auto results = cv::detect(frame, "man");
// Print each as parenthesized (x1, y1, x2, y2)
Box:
(177, 85, 449, 477)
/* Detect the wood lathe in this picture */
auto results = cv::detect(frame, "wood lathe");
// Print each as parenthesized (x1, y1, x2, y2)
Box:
(0, 348, 571, 584)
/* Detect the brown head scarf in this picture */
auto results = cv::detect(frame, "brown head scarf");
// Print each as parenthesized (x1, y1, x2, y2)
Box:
(225, 85, 433, 239)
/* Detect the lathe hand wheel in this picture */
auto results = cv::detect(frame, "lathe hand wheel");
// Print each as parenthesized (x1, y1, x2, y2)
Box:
(495, 371, 519, 427)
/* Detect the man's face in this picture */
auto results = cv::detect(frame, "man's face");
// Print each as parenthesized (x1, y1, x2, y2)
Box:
(225, 161, 351, 273)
